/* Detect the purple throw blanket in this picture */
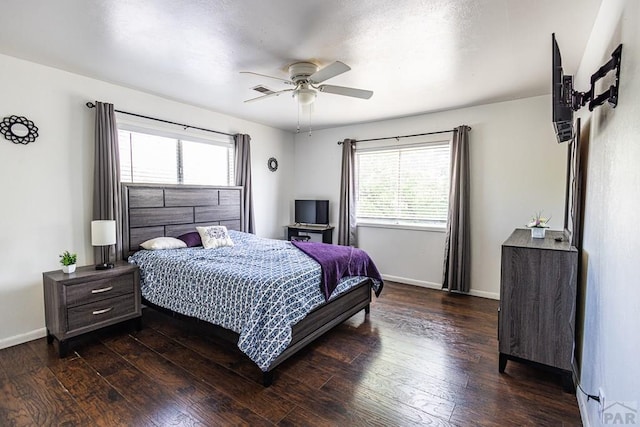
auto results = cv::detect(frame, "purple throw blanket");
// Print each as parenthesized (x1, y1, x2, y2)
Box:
(291, 241, 383, 301)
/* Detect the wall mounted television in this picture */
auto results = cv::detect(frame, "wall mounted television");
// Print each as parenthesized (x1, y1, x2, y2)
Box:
(552, 33, 574, 143)
(552, 32, 623, 144)
(295, 200, 329, 225)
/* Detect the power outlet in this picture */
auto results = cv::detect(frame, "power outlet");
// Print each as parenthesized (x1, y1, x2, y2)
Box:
(598, 387, 606, 416)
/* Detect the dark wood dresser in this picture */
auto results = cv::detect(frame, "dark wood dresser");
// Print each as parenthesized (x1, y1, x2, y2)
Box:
(43, 262, 141, 357)
(498, 228, 577, 391)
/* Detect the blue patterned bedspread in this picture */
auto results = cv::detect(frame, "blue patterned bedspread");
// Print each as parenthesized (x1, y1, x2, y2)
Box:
(128, 230, 382, 371)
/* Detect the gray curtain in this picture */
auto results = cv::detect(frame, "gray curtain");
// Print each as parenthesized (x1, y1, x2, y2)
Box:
(338, 139, 357, 246)
(442, 125, 471, 292)
(92, 101, 122, 262)
(234, 133, 255, 234)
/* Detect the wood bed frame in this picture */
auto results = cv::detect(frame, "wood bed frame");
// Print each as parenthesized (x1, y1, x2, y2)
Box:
(121, 183, 373, 386)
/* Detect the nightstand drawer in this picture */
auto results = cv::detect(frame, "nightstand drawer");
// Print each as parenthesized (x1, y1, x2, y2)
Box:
(66, 273, 135, 307)
(67, 294, 136, 331)
(44, 263, 141, 357)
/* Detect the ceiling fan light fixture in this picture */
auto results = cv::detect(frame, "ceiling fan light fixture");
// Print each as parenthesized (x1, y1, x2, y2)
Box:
(295, 87, 317, 106)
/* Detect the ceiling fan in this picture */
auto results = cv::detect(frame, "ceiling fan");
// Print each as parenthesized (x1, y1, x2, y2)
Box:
(240, 61, 373, 105)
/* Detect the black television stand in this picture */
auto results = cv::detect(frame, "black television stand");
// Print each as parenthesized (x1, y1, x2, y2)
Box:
(287, 224, 334, 244)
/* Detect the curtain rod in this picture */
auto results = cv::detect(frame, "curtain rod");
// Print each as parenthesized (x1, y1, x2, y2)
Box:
(85, 102, 234, 137)
(336, 127, 470, 145)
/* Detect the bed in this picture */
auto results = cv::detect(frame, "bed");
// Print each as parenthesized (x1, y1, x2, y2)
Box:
(121, 183, 382, 385)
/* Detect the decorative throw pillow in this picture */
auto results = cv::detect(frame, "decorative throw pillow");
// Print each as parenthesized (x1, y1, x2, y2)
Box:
(196, 225, 234, 249)
(140, 237, 187, 250)
(177, 231, 202, 247)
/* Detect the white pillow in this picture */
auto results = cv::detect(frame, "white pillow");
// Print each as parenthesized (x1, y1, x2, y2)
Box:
(140, 237, 187, 250)
(196, 225, 234, 249)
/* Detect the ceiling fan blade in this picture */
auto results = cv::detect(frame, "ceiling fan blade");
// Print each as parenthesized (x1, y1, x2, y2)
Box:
(240, 71, 294, 85)
(244, 88, 295, 103)
(309, 61, 351, 84)
(318, 84, 373, 99)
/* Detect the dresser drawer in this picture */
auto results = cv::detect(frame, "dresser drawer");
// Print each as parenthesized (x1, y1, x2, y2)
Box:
(67, 294, 136, 331)
(65, 273, 135, 307)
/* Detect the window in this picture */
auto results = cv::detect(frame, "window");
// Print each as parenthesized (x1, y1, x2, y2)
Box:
(356, 141, 450, 227)
(118, 128, 234, 185)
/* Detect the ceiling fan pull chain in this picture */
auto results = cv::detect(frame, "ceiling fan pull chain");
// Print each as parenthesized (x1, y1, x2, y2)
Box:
(296, 102, 301, 133)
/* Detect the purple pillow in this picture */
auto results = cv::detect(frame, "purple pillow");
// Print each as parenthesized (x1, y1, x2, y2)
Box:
(177, 231, 202, 247)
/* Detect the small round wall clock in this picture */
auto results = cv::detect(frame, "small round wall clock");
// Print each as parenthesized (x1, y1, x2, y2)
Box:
(267, 157, 278, 172)
(0, 115, 39, 144)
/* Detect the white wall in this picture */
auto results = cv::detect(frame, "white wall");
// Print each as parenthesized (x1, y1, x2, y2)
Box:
(0, 53, 294, 348)
(294, 95, 568, 299)
(573, 0, 640, 425)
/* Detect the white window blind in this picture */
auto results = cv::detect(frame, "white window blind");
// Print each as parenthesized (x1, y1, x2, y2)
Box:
(118, 129, 234, 186)
(356, 142, 451, 225)
(182, 139, 235, 185)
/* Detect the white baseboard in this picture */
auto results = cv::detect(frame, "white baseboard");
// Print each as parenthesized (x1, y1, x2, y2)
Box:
(577, 391, 592, 427)
(0, 327, 47, 350)
(573, 361, 590, 427)
(467, 289, 500, 300)
(381, 274, 499, 300)
(381, 274, 442, 290)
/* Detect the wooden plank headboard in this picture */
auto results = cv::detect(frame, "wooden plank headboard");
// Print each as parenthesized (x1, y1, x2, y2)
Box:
(121, 183, 244, 259)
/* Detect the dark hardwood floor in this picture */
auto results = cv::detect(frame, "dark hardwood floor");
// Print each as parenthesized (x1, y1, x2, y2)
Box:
(0, 282, 582, 426)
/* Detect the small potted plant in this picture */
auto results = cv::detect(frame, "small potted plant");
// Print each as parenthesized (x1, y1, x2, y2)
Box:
(59, 250, 77, 274)
(527, 211, 550, 239)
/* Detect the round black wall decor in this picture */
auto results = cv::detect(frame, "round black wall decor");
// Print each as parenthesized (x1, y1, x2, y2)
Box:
(267, 157, 278, 172)
(0, 115, 39, 144)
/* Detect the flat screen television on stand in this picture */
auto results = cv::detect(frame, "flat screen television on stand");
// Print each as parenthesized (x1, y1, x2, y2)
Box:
(552, 33, 574, 143)
(295, 200, 329, 225)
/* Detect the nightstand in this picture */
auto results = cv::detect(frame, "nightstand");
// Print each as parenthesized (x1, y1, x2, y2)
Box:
(43, 262, 142, 357)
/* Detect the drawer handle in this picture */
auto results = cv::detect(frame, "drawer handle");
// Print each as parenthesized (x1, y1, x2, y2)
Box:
(91, 286, 113, 294)
(92, 307, 113, 315)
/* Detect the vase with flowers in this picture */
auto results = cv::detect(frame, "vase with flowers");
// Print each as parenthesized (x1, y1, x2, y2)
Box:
(527, 211, 550, 239)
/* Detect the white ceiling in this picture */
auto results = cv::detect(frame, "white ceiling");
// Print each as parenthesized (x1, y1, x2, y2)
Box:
(0, 0, 602, 133)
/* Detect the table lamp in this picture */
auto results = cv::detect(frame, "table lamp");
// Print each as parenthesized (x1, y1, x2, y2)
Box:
(91, 220, 116, 270)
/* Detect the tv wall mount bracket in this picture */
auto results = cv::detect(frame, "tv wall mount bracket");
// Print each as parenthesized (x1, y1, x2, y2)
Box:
(568, 44, 623, 112)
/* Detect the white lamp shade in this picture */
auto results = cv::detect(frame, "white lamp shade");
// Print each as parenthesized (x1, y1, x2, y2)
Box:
(296, 88, 317, 106)
(91, 220, 116, 246)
